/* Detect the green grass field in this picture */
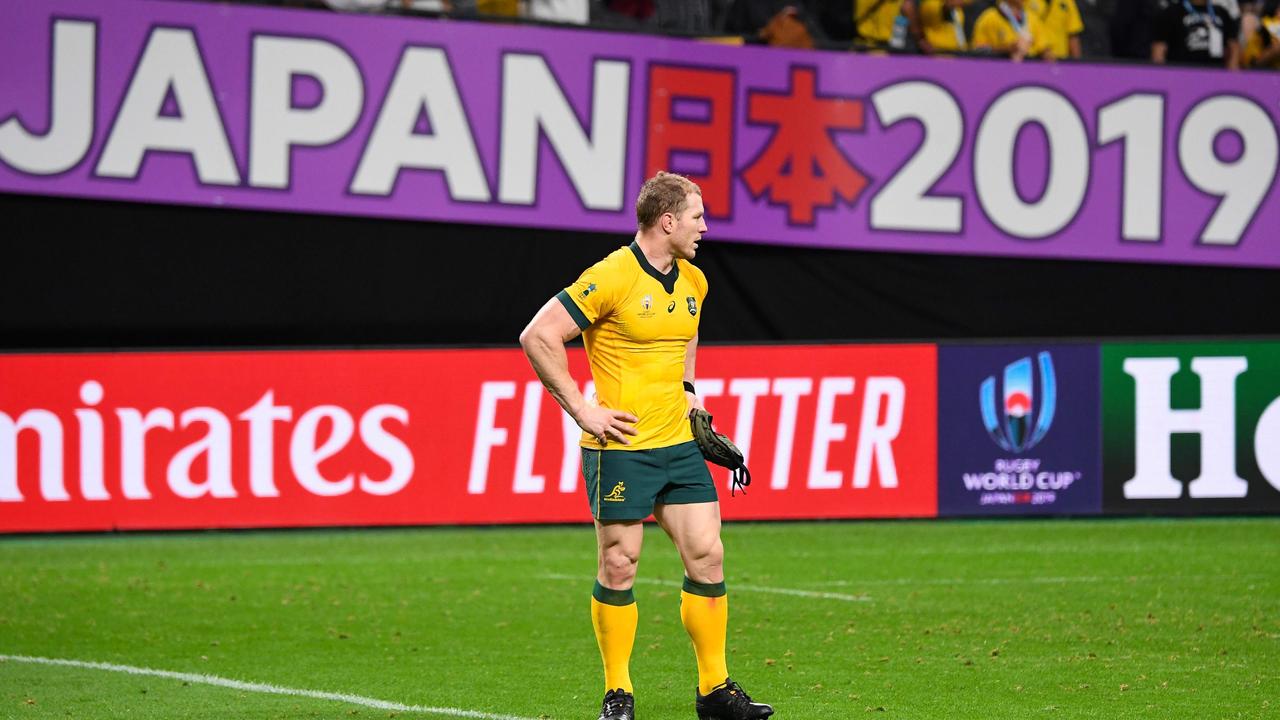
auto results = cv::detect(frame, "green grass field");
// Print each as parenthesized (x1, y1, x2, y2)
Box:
(1, 518, 1277, 719)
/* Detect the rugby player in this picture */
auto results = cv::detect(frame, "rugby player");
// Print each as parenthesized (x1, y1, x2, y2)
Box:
(520, 172, 774, 720)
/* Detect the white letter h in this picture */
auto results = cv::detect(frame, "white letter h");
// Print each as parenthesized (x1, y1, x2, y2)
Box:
(1123, 357, 1248, 500)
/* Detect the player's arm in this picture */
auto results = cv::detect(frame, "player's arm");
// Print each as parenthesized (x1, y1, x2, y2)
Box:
(519, 298, 637, 445)
(1151, 10, 1170, 64)
(1067, 0, 1084, 59)
(684, 332, 706, 416)
(1151, 40, 1167, 63)
(1259, 40, 1280, 66)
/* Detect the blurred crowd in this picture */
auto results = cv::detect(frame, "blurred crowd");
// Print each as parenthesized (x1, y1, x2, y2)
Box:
(264, 0, 1280, 69)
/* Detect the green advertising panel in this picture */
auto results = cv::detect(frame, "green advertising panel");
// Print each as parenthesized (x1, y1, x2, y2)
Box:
(1103, 341, 1280, 514)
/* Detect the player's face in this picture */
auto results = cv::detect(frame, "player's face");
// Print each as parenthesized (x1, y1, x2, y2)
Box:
(669, 193, 707, 260)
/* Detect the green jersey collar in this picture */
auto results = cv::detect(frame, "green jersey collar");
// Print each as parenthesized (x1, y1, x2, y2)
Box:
(629, 241, 679, 294)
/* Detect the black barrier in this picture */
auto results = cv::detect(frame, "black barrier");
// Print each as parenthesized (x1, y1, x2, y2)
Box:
(5, 193, 1280, 351)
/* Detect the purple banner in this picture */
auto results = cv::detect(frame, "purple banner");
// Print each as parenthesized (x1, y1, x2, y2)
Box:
(937, 344, 1101, 517)
(2, 0, 1279, 267)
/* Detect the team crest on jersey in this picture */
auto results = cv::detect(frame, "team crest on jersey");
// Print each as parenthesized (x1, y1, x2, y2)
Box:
(686, 296, 698, 316)
(580, 283, 597, 299)
(603, 482, 627, 502)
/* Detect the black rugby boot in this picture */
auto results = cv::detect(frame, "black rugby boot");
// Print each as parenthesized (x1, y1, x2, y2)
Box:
(695, 678, 774, 720)
(598, 688, 635, 720)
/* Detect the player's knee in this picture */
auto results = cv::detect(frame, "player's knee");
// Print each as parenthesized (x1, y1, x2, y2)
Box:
(700, 539, 725, 566)
(686, 537, 724, 574)
(599, 547, 639, 585)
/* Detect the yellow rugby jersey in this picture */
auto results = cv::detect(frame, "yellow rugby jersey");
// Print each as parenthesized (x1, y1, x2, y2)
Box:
(1028, 0, 1084, 59)
(919, 0, 969, 52)
(973, 5, 1052, 58)
(557, 242, 708, 451)
(855, 0, 904, 45)
(1245, 16, 1280, 69)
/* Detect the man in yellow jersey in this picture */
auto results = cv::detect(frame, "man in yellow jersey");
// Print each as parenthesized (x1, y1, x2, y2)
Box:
(520, 172, 774, 720)
(915, 0, 972, 53)
(855, 0, 906, 46)
(973, 0, 1055, 60)
(1244, 2, 1280, 67)
(1028, 0, 1084, 59)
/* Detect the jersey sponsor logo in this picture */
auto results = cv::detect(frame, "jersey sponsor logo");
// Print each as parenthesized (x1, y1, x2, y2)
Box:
(667, 300, 676, 313)
(686, 296, 698, 316)
(979, 352, 1056, 453)
(602, 481, 627, 502)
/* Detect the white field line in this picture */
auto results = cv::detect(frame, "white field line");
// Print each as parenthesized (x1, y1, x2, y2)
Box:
(0, 654, 544, 720)
(539, 573, 872, 602)
(810, 573, 1274, 588)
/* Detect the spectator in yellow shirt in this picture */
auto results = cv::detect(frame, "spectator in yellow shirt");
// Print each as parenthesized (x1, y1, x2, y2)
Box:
(1028, 0, 1085, 59)
(1244, 4, 1280, 67)
(856, 0, 906, 46)
(915, 0, 971, 53)
(973, 0, 1054, 60)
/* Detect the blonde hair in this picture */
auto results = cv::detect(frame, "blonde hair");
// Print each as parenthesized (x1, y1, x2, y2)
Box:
(635, 171, 701, 230)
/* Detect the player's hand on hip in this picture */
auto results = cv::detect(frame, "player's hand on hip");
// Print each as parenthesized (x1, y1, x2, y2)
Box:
(577, 405, 639, 446)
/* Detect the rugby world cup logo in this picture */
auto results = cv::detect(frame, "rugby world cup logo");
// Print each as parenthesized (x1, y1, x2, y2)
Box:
(979, 352, 1057, 453)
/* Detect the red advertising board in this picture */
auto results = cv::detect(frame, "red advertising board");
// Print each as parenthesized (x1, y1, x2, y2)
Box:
(0, 345, 936, 532)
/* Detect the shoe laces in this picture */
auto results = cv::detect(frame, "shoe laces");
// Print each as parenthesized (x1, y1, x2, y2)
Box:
(603, 689, 630, 715)
(717, 679, 755, 709)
